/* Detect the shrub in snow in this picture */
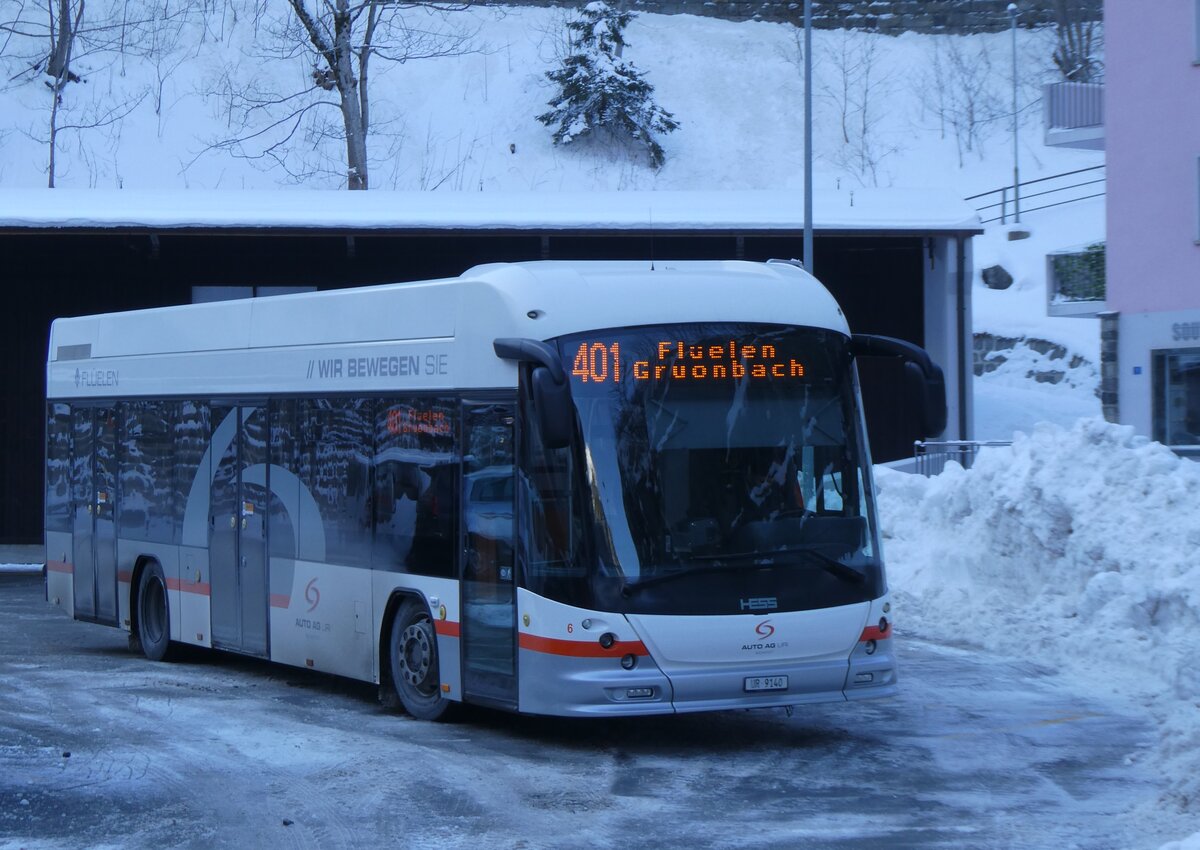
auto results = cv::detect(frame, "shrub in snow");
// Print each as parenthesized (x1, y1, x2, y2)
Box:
(537, 1, 679, 169)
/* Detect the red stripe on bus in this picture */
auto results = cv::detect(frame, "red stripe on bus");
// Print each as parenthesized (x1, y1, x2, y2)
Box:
(434, 620, 461, 637)
(117, 571, 133, 584)
(165, 578, 211, 597)
(519, 634, 649, 658)
(46, 560, 73, 574)
(859, 625, 890, 642)
(269, 594, 291, 609)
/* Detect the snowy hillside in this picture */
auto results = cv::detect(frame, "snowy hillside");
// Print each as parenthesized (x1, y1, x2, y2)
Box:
(0, 5, 1101, 194)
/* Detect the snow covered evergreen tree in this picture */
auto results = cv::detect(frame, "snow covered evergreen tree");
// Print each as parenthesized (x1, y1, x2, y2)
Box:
(538, 1, 679, 169)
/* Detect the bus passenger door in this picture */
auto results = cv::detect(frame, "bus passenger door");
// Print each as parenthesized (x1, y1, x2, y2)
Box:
(71, 406, 118, 626)
(460, 401, 518, 708)
(209, 404, 269, 657)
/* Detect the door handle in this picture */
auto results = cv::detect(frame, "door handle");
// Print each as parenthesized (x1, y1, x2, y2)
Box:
(230, 515, 237, 529)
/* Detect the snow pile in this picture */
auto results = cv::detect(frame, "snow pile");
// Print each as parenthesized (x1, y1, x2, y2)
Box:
(876, 418, 1200, 823)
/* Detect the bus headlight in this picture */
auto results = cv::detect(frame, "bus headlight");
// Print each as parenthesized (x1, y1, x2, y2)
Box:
(621, 653, 637, 670)
(864, 640, 877, 656)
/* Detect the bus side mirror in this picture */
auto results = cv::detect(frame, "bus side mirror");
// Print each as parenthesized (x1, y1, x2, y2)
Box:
(904, 360, 947, 437)
(493, 337, 575, 450)
(851, 334, 947, 438)
(531, 366, 573, 449)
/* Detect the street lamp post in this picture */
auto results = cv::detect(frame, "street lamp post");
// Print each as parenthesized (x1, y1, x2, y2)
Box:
(804, 0, 813, 275)
(1008, 2, 1020, 224)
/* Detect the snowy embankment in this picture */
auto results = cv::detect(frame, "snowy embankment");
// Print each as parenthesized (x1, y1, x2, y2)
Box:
(877, 419, 1200, 845)
(969, 197, 1106, 439)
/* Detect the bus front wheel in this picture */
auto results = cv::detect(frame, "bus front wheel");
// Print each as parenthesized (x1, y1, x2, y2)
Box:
(389, 599, 453, 721)
(136, 562, 173, 662)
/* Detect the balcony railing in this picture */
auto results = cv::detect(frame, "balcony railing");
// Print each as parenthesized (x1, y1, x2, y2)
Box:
(1043, 81, 1105, 150)
(1047, 242, 1106, 318)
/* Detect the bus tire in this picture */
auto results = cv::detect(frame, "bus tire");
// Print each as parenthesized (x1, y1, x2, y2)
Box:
(136, 562, 173, 662)
(389, 598, 452, 721)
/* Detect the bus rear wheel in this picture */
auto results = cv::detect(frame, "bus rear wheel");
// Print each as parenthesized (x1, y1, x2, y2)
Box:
(137, 563, 173, 662)
(390, 599, 453, 721)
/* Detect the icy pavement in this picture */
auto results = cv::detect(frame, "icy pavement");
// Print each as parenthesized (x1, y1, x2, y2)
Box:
(0, 573, 1171, 850)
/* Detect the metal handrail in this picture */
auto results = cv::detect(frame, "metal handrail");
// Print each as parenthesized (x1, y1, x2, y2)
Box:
(913, 440, 1013, 476)
(967, 164, 1104, 225)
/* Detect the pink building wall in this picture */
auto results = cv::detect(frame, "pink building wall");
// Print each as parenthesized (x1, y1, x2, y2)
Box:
(1106, 0, 1200, 314)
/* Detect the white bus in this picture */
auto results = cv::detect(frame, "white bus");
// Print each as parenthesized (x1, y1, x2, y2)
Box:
(44, 260, 945, 719)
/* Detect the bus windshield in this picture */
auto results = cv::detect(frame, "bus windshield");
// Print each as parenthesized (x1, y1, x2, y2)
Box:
(554, 323, 882, 613)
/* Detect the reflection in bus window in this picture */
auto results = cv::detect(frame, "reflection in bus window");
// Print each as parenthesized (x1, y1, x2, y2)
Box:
(172, 401, 209, 546)
(373, 398, 458, 576)
(298, 399, 374, 567)
(518, 375, 588, 606)
(120, 400, 177, 544)
(45, 403, 72, 533)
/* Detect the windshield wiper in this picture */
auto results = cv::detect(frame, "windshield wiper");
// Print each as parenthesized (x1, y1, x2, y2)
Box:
(620, 560, 768, 596)
(620, 547, 868, 596)
(788, 548, 868, 586)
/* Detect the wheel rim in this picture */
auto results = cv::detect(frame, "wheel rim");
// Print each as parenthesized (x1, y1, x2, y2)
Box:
(399, 618, 436, 697)
(142, 577, 166, 644)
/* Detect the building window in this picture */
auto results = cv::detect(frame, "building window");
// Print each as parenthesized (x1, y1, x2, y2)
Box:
(1153, 347, 1200, 445)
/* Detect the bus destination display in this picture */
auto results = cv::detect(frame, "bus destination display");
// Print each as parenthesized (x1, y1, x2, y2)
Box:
(570, 340, 807, 384)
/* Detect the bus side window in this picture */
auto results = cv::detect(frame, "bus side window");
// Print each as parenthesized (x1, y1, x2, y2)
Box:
(119, 400, 176, 543)
(299, 398, 373, 567)
(269, 399, 300, 560)
(45, 403, 72, 533)
(373, 398, 458, 577)
(172, 401, 210, 546)
(518, 374, 587, 603)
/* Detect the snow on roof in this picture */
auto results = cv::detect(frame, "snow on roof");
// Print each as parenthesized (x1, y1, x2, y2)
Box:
(0, 188, 982, 235)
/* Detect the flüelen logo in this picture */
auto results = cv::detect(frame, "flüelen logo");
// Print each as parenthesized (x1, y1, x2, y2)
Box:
(305, 578, 320, 612)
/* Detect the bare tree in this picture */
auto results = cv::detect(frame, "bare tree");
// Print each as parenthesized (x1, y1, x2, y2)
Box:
(817, 29, 898, 186)
(913, 36, 1006, 167)
(1051, 0, 1102, 83)
(199, 0, 477, 190)
(2, 0, 195, 186)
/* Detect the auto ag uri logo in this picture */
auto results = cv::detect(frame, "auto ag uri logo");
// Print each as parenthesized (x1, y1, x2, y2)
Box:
(742, 619, 778, 651)
(305, 578, 321, 612)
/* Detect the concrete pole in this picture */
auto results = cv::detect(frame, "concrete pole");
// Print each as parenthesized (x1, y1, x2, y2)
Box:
(1009, 3, 1020, 224)
(804, 0, 814, 274)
